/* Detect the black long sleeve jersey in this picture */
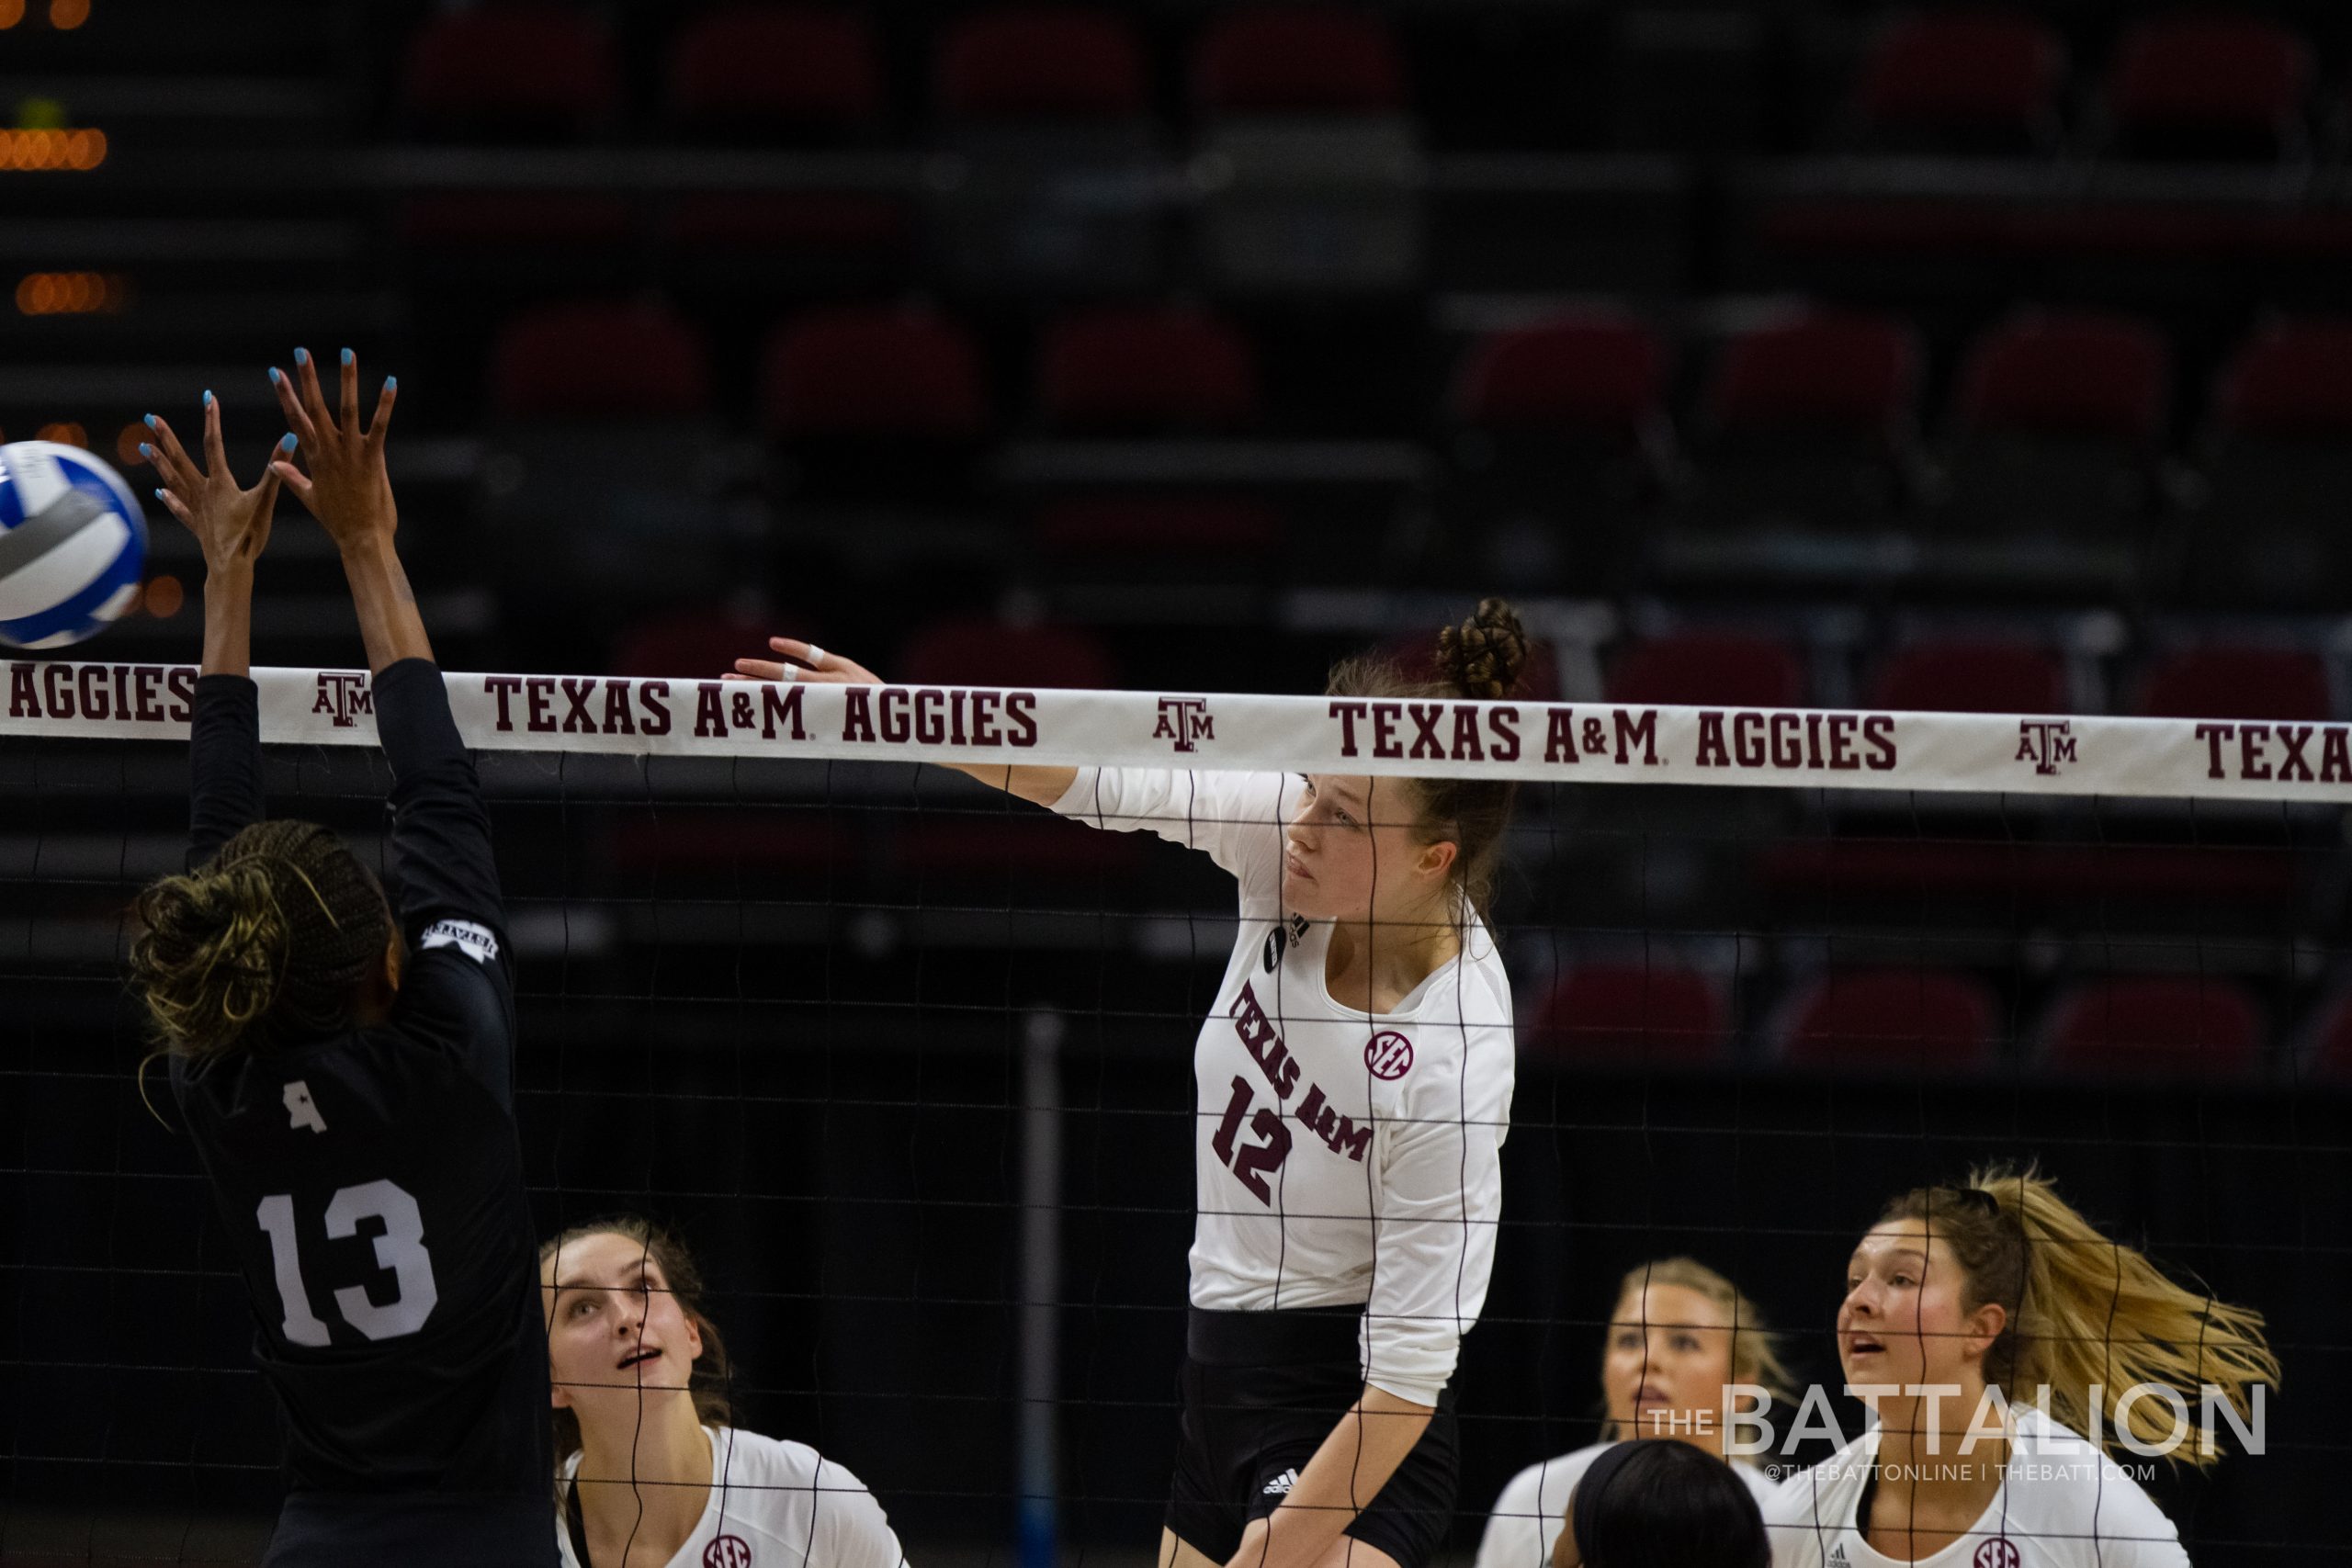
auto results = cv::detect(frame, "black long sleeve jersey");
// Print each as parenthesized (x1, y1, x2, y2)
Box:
(168, 663, 551, 1560)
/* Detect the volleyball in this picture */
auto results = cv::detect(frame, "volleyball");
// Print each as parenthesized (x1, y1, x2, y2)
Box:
(0, 440, 149, 649)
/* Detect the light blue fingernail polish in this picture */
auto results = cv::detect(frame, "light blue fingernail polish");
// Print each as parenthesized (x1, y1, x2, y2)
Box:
(294, 347, 309, 366)
(279, 434, 298, 453)
(138, 443, 153, 458)
(143, 413, 157, 429)
(340, 348, 354, 367)
(152, 488, 164, 501)
(385, 376, 398, 391)
(203, 389, 214, 406)
(269, 367, 282, 386)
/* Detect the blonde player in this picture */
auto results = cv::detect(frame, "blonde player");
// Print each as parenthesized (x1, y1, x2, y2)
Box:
(1476, 1258, 1789, 1568)
(541, 1216, 906, 1568)
(1764, 1166, 2279, 1566)
(732, 600, 1528, 1568)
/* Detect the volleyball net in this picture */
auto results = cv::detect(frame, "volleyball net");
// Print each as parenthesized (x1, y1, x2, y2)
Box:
(2, 660, 2345, 1562)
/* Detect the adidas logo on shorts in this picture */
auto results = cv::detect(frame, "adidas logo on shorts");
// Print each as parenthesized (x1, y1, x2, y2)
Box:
(1261, 1469, 1300, 1497)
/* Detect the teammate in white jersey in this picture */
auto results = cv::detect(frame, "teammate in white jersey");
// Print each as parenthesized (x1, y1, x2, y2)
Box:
(731, 600, 1530, 1568)
(541, 1217, 907, 1568)
(1477, 1258, 1787, 1568)
(1764, 1166, 2278, 1567)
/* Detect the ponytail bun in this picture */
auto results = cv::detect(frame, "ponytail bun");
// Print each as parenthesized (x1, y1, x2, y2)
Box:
(1435, 597, 1528, 702)
(132, 863, 290, 1059)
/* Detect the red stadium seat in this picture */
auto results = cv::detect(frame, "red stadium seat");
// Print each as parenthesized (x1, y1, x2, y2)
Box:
(611, 605, 813, 682)
(1193, 6, 1408, 115)
(1778, 969, 2000, 1073)
(2135, 647, 2334, 723)
(1705, 312, 1919, 441)
(666, 6, 887, 135)
(1453, 316, 1667, 444)
(1033, 496, 1283, 564)
(401, 4, 618, 139)
(2215, 319, 2352, 438)
(1038, 308, 1261, 432)
(935, 6, 1148, 120)
(2041, 976, 2263, 1078)
(899, 618, 1120, 691)
(1527, 962, 1727, 1066)
(759, 307, 989, 440)
(1856, 9, 2065, 150)
(488, 302, 712, 420)
(1868, 639, 2067, 715)
(1607, 632, 1806, 709)
(1955, 313, 2170, 444)
(2108, 15, 2312, 158)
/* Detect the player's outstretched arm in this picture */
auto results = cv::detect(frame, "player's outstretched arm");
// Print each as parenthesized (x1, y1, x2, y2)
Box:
(145, 390, 283, 681)
(146, 391, 286, 863)
(729, 636, 1079, 806)
(268, 346, 427, 675)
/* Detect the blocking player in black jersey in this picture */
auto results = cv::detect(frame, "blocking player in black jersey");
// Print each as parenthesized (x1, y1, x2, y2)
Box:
(129, 352, 552, 1565)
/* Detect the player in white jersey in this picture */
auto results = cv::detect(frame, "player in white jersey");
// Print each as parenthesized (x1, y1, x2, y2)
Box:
(541, 1218, 907, 1568)
(730, 600, 1530, 1568)
(1763, 1166, 2279, 1567)
(1476, 1258, 1787, 1568)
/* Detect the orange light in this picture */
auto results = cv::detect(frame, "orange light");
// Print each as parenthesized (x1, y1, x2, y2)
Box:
(0, 128, 107, 171)
(0, 1, 27, 28)
(49, 0, 89, 28)
(16, 271, 124, 315)
(143, 575, 184, 618)
(115, 423, 148, 465)
(35, 421, 86, 447)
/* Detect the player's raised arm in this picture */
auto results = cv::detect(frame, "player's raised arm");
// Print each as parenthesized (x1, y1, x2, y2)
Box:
(145, 390, 286, 864)
(729, 636, 1079, 805)
(271, 345, 424, 673)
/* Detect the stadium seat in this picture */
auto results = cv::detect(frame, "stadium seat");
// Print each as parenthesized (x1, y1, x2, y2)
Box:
(2041, 976, 2263, 1078)
(1038, 308, 1261, 433)
(759, 307, 988, 440)
(1854, 8, 2067, 153)
(1939, 311, 2169, 550)
(1777, 968, 2000, 1073)
(488, 301, 712, 420)
(2135, 646, 2335, 723)
(666, 6, 887, 140)
(1453, 316, 1667, 446)
(936, 6, 1148, 120)
(2106, 15, 2313, 161)
(401, 4, 618, 141)
(1866, 638, 2068, 715)
(899, 618, 1120, 691)
(1686, 310, 1921, 531)
(1189, 6, 1419, 294)
(1193, 6, 1408, 115)
(1606, 632, 1806, 709)
(2177, 319, 2352, 611)
(1526, 961, 1727, 1066)
(1032, 495, 1283, 574)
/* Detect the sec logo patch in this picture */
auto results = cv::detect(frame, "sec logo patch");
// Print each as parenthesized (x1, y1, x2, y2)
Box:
(1364, 1031, 1414, 1080)
(1972, 1540, 2019, 1568)
(705, 1534, 753, 1568)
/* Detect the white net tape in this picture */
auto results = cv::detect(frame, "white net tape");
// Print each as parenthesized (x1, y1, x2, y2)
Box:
(4, 660, 2347, 801)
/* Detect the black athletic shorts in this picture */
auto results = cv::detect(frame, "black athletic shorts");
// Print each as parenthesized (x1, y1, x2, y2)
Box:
(1165, 1305, 1459, 1568)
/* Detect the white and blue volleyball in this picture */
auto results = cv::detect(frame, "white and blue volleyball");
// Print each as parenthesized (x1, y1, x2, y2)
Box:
(0, 440, 148, 649)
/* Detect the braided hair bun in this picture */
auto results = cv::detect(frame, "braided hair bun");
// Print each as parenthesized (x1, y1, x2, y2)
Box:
(1434, 598, 1528, 702)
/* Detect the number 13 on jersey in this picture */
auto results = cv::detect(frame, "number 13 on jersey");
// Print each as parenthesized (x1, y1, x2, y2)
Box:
(254, 1180, 440, 1346)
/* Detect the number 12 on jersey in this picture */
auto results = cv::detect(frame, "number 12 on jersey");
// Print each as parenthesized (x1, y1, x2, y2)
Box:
(1210, 1075, 1293, 1204)
(254, 1180, 440, 1346)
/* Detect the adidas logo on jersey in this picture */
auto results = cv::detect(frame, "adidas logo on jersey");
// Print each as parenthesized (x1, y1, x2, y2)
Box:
(1261, 1468, 1300, 1497)
(1827, 1549, 1849, 1567)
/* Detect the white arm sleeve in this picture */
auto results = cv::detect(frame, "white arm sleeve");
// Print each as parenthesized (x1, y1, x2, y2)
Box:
(809, 1455, 909, 1568)
(1362, 1019, 1511, 1406)
(1049, 767, 1296, 895)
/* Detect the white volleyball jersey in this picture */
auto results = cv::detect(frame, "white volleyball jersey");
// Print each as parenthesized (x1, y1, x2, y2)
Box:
(557, 1427, 905, 1568)
(1053, 767, 1515, 1405)
(1763, 1406, 2189, 1567)
(1476, 1441, 1779, 1568)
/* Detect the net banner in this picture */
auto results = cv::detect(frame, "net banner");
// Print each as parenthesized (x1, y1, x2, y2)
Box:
(6, 658, 2350, 801)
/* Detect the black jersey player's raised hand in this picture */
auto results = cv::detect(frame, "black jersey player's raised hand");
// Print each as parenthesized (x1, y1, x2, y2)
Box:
(144, 391, 287, 681)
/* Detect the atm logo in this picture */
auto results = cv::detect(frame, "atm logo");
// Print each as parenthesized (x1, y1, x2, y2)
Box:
(313, 671, 373, 728)
(1156, 697, 1215, 753)
(2016, 718, 2075, 776)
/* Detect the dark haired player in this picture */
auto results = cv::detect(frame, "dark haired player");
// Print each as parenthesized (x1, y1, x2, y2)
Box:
(130, 354, 550, 1564)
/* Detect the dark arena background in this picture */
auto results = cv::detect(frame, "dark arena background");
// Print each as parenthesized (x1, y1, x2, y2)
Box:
(4, 2, 2350, 1564)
